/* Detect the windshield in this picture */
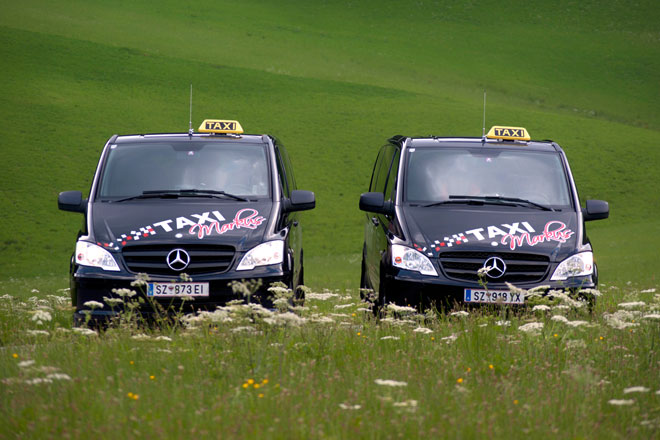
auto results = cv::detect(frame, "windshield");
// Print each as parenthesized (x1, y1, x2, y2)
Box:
(98, 141, 270, 200)
(405, 147, 572, 208)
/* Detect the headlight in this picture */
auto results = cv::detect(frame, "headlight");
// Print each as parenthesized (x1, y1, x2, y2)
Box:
(551, 252, 593, 281)
(392, 244, 438, 276)
(75, 241, 120, 271)
(237, 241, 284, 271)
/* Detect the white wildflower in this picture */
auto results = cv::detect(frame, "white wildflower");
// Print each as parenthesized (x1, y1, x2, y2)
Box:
(130, 273, 150, 287)
(263, 312, 307, 326)
(26, 330, 49, 336)
(551, 315, 569, 323)
(623, 386, 650, 394)
(339, 403, 362, 410)
(25, 378, 53, 385)
(477, 266, 492, 277)
(103, 297, 124, 306)
(83, 301, 104, 309)
(386, 303, 417, 314)
(154, 336, 172, 342)
(306, 292, 340, 301)
(496, 320, 511, 327)
(380, 336, 400, 340)
(31, 289, 39, 293)
(553, 305, 570, 311)
(112, 288, 136, 298)
(393, 399, 418, 408)
(334, 303, 355, 309)
(565, 339, 587, 350)
(532, 305, 551, 312)
(518, 322, 544, 333)
(565, 320, 589, 328)
(640, 288, 656, 293)
(441, 334, 458, 344)
(608, 399, 634, 406)
(618, 301, 646, 309)
(642, 314, 660, 320)
(72, 327, 97, 336)
(31, 310, 52, 325)
(309, 315, 335, 324)
(413, 327, 433, 334)
(375, 379, 407, 387)
(231, 326, 257, 333)
(18, 360, 35, 368)
(450, 311, 469, 317)
(46, 373, 71, 381)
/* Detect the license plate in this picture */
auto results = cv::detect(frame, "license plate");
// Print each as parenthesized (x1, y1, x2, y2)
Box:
(464, 288, 524, 304)
(147, 282, 209, 297)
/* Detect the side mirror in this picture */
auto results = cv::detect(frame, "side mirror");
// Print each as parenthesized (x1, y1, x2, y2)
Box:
(58, 191, 86, 214)
(359, 192, 394, 216)
(283, 190, 315, 213)
(583, 199, 609, 221)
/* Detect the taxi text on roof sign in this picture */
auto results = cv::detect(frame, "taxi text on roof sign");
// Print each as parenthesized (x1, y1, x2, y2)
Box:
(198, 119, 244, 134)
(486, 126, 530, 141)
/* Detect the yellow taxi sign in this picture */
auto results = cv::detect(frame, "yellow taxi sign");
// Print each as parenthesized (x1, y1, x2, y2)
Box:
(198, 119, 244, 134)
(486, 126, 530, 141)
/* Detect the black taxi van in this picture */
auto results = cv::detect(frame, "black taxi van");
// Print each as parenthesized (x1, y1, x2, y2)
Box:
(359, 126, 609, 309)
(58, 119, 315, 322)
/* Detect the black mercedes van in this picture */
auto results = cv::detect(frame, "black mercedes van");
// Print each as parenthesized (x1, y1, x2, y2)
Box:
(359, 126, 608, 309)
(58, 119, 315, 322)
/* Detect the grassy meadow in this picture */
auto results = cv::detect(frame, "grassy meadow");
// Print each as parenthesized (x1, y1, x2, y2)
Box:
(1, 0, 659, 438)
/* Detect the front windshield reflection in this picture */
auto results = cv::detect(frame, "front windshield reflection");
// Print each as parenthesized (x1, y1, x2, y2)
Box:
(99, 142, 269, 199)
(405, 148, 571, 207)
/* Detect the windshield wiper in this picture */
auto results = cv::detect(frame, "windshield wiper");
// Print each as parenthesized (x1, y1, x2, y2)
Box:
(421, 195, 555, 211)
(112, 189, 248, 203)
(481, 196, 555, 211)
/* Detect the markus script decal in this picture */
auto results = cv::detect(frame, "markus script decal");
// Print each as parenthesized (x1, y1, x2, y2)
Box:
(189, 209, 266, 239)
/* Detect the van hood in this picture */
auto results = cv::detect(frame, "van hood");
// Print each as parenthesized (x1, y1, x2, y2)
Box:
(89, 201, 274, 252)
(402, 207, 580, 262)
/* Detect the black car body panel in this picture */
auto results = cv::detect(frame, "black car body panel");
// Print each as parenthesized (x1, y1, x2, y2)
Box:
(59, 122, 315, 320)
(360, 130, 608, 308)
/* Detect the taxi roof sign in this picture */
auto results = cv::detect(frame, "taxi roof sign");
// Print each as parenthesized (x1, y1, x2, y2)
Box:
(486, 126, 530, 141)
(198, 119, 244, 134)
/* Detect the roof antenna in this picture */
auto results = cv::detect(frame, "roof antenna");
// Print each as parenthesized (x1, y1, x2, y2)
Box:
(481, 90, 487, 141)
(188, 84, 194, 136)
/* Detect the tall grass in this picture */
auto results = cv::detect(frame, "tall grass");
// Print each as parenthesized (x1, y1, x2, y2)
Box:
(1, 279, 658, 438)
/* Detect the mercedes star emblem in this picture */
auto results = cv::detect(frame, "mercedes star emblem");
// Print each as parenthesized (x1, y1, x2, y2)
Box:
(166, 248, 190, 271)
(482, 256, 506, 279)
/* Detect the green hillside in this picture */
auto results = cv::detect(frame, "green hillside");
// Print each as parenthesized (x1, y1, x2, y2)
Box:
(0, 0, 659, 288)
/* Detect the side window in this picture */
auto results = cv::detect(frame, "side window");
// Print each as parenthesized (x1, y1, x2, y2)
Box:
(274, 147, 289, 198)
(368, 147, 385, 192)
(279, 143, 297, 191)
(384, 149, 400, 202)
(372, 145, 395, 194)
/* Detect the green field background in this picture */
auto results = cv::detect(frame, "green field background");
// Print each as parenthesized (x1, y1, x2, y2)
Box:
(0, 0, 659, 290)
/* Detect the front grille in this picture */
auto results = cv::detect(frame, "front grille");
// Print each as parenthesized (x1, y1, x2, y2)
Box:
(122, 244, 235, 276)
(438, 251, 549, 284)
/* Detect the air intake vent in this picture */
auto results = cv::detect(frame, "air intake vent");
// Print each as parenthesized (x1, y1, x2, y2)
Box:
(122, 244, 235, 276)
(439, 251, 549, 284)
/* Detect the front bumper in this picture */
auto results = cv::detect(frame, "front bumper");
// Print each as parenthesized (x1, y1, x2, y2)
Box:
(71, 263, 293, 319)
(382, 267, 597, 308)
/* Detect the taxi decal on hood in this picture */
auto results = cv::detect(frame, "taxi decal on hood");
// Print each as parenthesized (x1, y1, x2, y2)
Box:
(98, 209, 267, 250)
(414, 220, 575, 256)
